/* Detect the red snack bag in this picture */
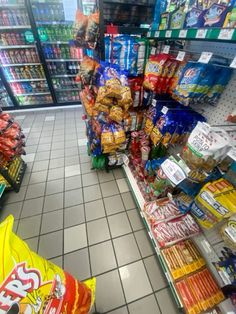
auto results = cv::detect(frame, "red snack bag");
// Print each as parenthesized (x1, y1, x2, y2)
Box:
(143, 54, 169, 91)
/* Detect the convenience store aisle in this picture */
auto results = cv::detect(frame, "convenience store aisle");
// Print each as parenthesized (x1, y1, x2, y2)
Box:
(0, 107, 179, 314)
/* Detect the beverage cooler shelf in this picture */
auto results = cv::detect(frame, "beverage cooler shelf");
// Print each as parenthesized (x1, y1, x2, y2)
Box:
(0, 3, 25, 8)
(51, 74, 77, 78)
(2, 63, 41, 67)
(8, 78, 46, 82)
(0, 25, 31, 30)
(0, 45, 36, 49)
(43, 41, 68, 45)
(55, 88, 80, 92)
(15, 92, 51, 96)
(46, 59, 81, 62)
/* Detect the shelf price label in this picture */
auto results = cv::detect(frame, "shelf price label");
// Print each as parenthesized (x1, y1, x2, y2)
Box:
(155, 31, 160, 37)
(176, 51, 186, 61)
(162, 45, 170, 54)
(230, 56, 236, 68)
(179, 29, 187, 38)
(218, 29, 234, 40)
(161, 106, 168, 114)
(198, 51, 213, 63)
(196, 29, 207, 39)
(166, 30, 172, 38)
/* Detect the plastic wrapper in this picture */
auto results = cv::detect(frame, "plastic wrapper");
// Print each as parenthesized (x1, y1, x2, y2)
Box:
(0, 215, 95, 314)
(85, 11, 99, 49)
(73, 10, 88, 45)
(78, 56, 99, 86)
(112, 124, 126, 145)
(109, 106, 123, 123)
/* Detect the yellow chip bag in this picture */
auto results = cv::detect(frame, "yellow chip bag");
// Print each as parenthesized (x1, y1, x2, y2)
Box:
(0, 215, 95, 314)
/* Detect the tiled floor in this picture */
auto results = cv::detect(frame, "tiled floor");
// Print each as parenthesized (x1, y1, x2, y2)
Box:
(0, 107, 179, 314)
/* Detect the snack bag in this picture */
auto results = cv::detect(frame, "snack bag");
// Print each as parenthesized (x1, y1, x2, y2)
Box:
(0, 215, 95, 314)
(73, 10, 88, 44)
(85, 11, 99, 49)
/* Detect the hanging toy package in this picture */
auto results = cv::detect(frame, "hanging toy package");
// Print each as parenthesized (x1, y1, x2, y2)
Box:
(0, 215, 95, 314)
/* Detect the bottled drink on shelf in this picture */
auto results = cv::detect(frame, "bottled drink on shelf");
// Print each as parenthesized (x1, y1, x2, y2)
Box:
(0, 48, 39, 65)
(0, 8, 29, 26)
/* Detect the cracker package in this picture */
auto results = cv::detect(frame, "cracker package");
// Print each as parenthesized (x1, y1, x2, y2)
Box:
(0, 215, 95, 313)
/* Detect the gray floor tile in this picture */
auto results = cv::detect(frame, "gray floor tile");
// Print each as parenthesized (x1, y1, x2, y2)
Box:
(4, 186, 27, 204)
(83, 184, 102, 202)
(0, 202, 22, 220)
(44, 193, 63, 212)
(51, 141, 65, 150)
(64, 248, 90, 280)
(104, 195, 125, 215)
(21, 172, 31, 186)
(121, 192, 136, 210)
(85, 199, 106, 221)
(27, 138, 39, 146)
(50, 149, 64, 159)
(79, 154, 90, 163)
(26, 145, 37, 153)
(82, 172, 99, 187)
(64, 204, 85, 227)
(87, 218, 110, 245)
(113, 234, 141, 266)
(79, 145, 87, 154)
(37, 144, 51, 153)
(25, 182, 46, 200)
(65, 147, 79, 157)
(17, 215, 41, 239)
(108, 213, 132, 238)
(65, 164, 81, 177)
(134, 230, 155, 258)
(108, 307, 128, 314)
(119, 261, 152, 303)
(96, 270, 125, 313)
(64, 224, 87, 253)
(113, 168, 125, 179)
(52, 135, 64, 142)
(13, 219, 18, 233)
(23, 153, 35, 162)
(144, 256, 167, 292)
(98, 170, 114, 183)
(49, 157, 64, 169)
(25, 237, 38, 252)
(32, 160, 49, 172)
(49, 256, 63, 268)
(41, 210, 63, 234)
(39, 137, 52, 144)
(101, 181, 119, 197)
(38, 230, 63, 259)
(65, 175, 82, 191)
(127, 209, 144, 231)
(128, 295, 160, 314)
(48, 167, 64, 181)
(65, 155, 80, 166)
(21, 197, 44, 218)
(34, 151, 50, 161)
(46, 179, 64, 195)
(90, 240, 117, 276)
(156, 288, 179, 314)
(116, 178, 130, 193)
(64, 188, 83, 207)
(29, 170, 48, 184)
(81, 162, 95, 174)
(65, 140, 78, 148)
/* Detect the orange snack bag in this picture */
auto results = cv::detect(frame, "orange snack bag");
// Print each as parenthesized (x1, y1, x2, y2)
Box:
(0, 215, 95, 313)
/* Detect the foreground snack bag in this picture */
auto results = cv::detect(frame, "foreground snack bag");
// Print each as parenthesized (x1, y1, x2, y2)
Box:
(0, 215, 95, 314)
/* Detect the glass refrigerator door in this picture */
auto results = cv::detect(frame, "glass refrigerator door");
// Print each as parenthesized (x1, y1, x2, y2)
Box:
(0, 0, 53, 106)
(0, 77, 14, 108)
(31, 0, 82, 103)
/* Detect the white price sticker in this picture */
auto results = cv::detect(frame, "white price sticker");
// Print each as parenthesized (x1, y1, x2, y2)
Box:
(218, 29, 234, 40)
(152, 99, 157, 107)
(161, 159, 186, 186)
(176, 51, 186, 61)
(198, 51, 213, 63)
(151, 47, 156, 54)
(163, 45, 170, 54)
(147, 31, 151, 37)
(161, 106, 168, 114)
(230, 56, 236, 68)
(155, 31, 160, 37)
(166, 30, 172, 38)
(196, 29, 207, 39)
(179, 29, 187, 38)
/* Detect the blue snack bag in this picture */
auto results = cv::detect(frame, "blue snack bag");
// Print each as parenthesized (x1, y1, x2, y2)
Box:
(105, 36, 111, 62)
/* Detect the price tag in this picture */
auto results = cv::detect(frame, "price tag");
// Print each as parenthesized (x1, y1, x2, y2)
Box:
(176, 51, 186, 61)
(161, 158, 186, 186)
(151, 47, 156, 54)
(152, 99, 157, 107)
(166, 30, 172, 38)
(147, 31, 151, 37)
(155, 31, 160, 37)
(198, 51, 213, 63)
(230, 56, 236, 68)
(162, 45, 170, 54)
(179, 29, 187, 38)
(161, 106, 168, 114)
(218, 29, 234, 40)
(196, 29, 207, 39)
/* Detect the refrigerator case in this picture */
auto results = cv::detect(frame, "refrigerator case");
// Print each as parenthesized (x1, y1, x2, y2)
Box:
(0, 0, 53, 106)
(0, 78, 13, 108)
(31, 0, 83, 103)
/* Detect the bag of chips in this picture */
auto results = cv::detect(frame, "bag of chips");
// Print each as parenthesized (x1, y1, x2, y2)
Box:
(0, 215, 95, 314)
(74, 10, 88, 44)
(85, 11, 99, 49)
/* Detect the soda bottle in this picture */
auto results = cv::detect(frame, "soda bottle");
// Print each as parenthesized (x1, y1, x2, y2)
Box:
(2, 10, 10, 26)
